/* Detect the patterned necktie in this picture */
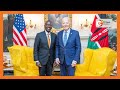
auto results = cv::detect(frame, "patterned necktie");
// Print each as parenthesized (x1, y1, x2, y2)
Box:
(47, 33, 51, 48)
(63, 31, 67, 46)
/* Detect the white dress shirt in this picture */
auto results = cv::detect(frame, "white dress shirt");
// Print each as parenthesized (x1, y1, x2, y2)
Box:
(62, 28, 70, 42)
(45, 30, 51, 44)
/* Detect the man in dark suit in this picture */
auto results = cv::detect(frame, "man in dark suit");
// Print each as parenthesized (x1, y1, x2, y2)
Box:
(55, 17, 81, 76)
(34, 20, 56, 76)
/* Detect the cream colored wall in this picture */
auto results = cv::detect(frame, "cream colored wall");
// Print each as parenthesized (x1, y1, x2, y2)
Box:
(24, 14, 44, 37)
(72, 14, 96, 63)
(23, 14, 44, 47)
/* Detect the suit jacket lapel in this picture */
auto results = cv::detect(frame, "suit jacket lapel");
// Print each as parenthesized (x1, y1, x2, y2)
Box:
(50, 32, 53, 48)
(66, 29, 73, 46)
(43, 31, 49, 48)
(60, 30, 64, 47)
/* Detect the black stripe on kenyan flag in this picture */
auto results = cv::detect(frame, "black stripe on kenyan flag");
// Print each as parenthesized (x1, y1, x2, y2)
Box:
(98, 35, 108, 42)
(93, 28, 102, 34)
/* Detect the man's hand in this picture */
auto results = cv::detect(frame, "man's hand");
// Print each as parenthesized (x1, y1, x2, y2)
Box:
(55, 58, 60, 65)
(71, 60, 77, 67)
(36, 61, 42, 67)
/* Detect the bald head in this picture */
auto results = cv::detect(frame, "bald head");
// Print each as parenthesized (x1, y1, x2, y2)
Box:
(62, 17, 70, 22)
(62, 17, 71, 31)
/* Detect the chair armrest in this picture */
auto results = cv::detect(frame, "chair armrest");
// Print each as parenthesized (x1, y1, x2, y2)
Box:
(75, 63, 88, 72)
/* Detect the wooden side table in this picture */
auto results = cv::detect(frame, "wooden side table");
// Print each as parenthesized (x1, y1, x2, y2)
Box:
(3, 62, 14, 76)
(110, 67, 117, 76)
(3, 67, 14, 76)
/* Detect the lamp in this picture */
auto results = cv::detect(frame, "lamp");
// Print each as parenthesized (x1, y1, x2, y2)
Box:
(84, 19, 88, 27)
(78, 14, 95, 30)
(24, 14, 40, 30)
(80, 19, 90, 29)
(26, 19, 36, 29)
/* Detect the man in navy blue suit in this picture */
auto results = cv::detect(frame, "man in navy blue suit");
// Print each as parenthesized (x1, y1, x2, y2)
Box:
(55, 17, 81, 76)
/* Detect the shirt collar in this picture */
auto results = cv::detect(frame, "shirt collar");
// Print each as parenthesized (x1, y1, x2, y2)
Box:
(45, 30, 50, 35)
(63, 28, 70, 33)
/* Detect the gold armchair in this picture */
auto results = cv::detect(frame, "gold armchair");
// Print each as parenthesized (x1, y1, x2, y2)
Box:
(8, 45, 39, 76)
(75, 47, 117, 76)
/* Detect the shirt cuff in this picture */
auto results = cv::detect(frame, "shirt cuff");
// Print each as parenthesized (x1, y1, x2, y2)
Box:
(35, 61, 39, 63)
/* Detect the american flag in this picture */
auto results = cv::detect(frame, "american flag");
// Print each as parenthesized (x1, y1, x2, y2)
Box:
(12, 14, 27, 46)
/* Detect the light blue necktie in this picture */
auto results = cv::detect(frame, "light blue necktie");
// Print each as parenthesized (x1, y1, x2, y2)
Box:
(63, 31, 67, 46)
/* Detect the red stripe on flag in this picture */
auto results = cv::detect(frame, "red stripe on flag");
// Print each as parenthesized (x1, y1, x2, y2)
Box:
(13, 29, 23, 46)
(20, 30, 27, 45)
(24, 28, 26, 33)
(12, 38, 18, 45)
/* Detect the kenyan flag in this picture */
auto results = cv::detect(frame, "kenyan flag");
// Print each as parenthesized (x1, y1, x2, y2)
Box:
(87, 15, 109, 49)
